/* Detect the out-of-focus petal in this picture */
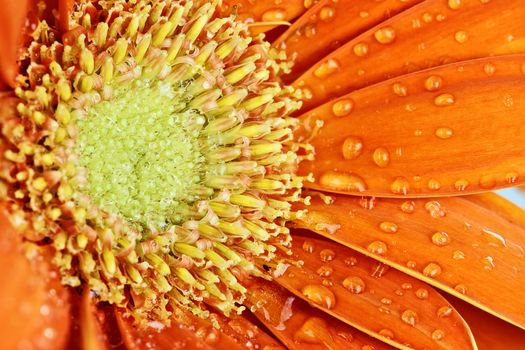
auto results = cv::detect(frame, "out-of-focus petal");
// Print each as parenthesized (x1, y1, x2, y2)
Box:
(297, 55, 525, 197)
(294, 193, 525, 329)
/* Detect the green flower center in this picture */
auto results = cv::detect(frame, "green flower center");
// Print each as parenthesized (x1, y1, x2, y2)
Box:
(76, 80, 205, 229)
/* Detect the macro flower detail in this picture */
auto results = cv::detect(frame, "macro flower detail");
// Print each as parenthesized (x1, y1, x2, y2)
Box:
(0, 0, 524, 350)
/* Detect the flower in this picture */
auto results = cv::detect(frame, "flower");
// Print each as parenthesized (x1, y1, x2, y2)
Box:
(0, 0, 524, 349)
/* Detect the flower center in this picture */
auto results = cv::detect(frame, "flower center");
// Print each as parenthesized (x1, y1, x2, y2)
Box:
(76, 80, 205, 229)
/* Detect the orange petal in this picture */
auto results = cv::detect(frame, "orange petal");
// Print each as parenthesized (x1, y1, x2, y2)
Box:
(273, 234, 475, 349)
(275, 0, 423, 82)
(294, 0, 525, 111)
(248, 278, 390, 350)
(445, 295, 525, 350)
(77, 289, 113, 350)
(293, 193, 525, 329)
(0, 209, 71, 350)
(297, 55, 525, 197)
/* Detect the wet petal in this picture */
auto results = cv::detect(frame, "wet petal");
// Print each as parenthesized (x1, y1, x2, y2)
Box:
(0, 210, 71, 350)
(294, 193, 525, 329)
(294, 0, 525, 110)
(248, 279, 389, 350)
(275, 0, 423, 82)
(272, 234, 475, 349)
(0, 1, 29, 88)
(297, 55, 525, 196)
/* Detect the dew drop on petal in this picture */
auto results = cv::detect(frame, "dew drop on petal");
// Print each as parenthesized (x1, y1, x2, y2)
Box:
(301, 284, 336, 309)
(374, 27, 396, 44)
(379, 221, 398, 233)
(367, 241, 388, 255)
(353, 42, 369, 57)
(401, 309, 418, 326)
(319, 171, 367, 192)
(319, 249, 335, 262)
(342, 136, 363, 160)
(435, 127, 453, 139)
(372, 147, 390, 167)
(332, 99, 354, 117)
(342, 276, 365, 294)
(425, 75, 443, 91)
(432, 329, 445, 341)
(379, 329, 394, 339)
(434, 93, 455, 106)
(400, 201, 416, 213)
(391, 177, 410, 195)
(437, 306, 452, 318)
(423, 262, 442, 277)
(415, 288, 429, 299)
(432, 232, 450, 247)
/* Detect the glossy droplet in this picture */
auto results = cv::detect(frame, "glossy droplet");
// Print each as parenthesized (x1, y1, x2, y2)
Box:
(448, 0, 462, 10)
(427, 178, 441, 191)
(434, 93, 455, 106)
(322, 279, 333, 287)
(304, 24, 317, 38)
(381, 298, 392, 305)
(344, 257, 358, 266)
(394, 289, 404, 296)
(293, 317, 328, 344)
(391, 177, 410, 195)
(302, 240, 315, 253)
(342, 136, 363, 160)
(400, 201, 416, 213)
(454, 284, 467, 295)
(332, 99, 354, 117)
(379, 221, 398, 233)
(453, 250, 465, 260)
(379, 329, 394, 339)
(401, 282, 412, 290)
(359, 11, 369, 18)
(432, 329, 445, 341)
(454, 179, 470, 191)
(319, 6, 335, 21)
(392, 83, 408, 97)
(479, 174, 496, 189)
(353, 42, 369, 57)
(319, 171, 367, 192)
(367, 241, 387, 255)
(435, 127, 454, 139)
(319, 249, 335, 262)
(401, 309, 418, 327)
(372, 147, 390, 167)
(317, 265, 333, 277)
(425, 75, 443, 91)
(481, 256, 495, 270)
(416, 288, 429, 299)
(423, 262, 442, 277)
(406, 260, 417, 269)
(484, 63, 496, 76)
(342, 276, 365, 294)
(359, 197, 376, 210)
(262, 9, 286, 21)
(301, 284, 336, 309)
(454, 31, 468, 43)
(374, 26, 396, 44)
(422, 12, 433, 23)
(314, 59, 340, 79)
(437, 306, 452, 318)
(425, 201, 445, 218)
(505, 171, 519, 184)
(432, 232, 450, 247)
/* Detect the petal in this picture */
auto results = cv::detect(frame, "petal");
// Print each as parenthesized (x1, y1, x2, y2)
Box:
(77, 289, 115, 350)
(0, 210, 71, 350)
(275, 0, 423, 82)
(296, 55, 525, 197)
(294, 0, 525, 110)
(273, 234, 475, 349)
(248, 279, 390, 350)
(293, 193, 525, 329)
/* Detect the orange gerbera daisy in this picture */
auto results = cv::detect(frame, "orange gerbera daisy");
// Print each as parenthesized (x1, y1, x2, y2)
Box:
(0, 0, 524, 349)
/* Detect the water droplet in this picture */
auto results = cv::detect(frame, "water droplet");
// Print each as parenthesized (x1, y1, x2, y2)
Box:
(322, 279, 333, 287)
(479, 174, 496, 189)
(423, 262, 442, 277)
(401, 283, 412, 290)
(332, 99, 354, 117)
(381, 298, 392, 305)
(432, 232, 450, 247)
(317, 265, 333, 277)
(262, 9, 287, 22)
(394, 289, 404, 296)
(390, 177, 410, 195)
(453, 250, 465, 260)
(434, 93, 455, 106)
(454, 179, 470, 191)
(294, 317, 328, 344)
(422, 12, 433, 23)
(359, 11, 369, 18)
(342, 276, 365, 294)
(301, 284, 336, 309)
(392, 83, 408, 97)
(416, 288, 429, 299)
(319, 171, 367, 192)
(304, 24, 317, 38)
(425, 75, 443, 91)
(374, 27, 396, 44)
(503, 93, 514, 107)
(314, 59, 340, 79)
(406, 260, 417, 269)
(425, 201, 445, 218)
(344, 257, 358, 266)
(367, 241, 388, 255)
(437, 306, 452, 317)
(432, 329, 445, 341)
(436, 13, 446, 21)
(353, 42, 369, 57)
(484, 63, 496, 76)
(400, 201, 416, 213)
(454, 30, 468, 43)
(379, 329, 394, 339)
(505, 171, 519, 184)
(427, 178, 441, 191)
(302, 240, 315, 253)
(320, 249, 335, 262)
(342, 136, 363, 160)
(401, 309, 418, 326)
(379, 221, 398, 233)
(319, 6, 335, 21)
(448, 0, 462, 10)
(454, 284, 467, 294)
(359, 197, 376, 210)
(372, 147, 390, 167)
(481, 256, 495, 270)
(435, 127, 454, 139)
